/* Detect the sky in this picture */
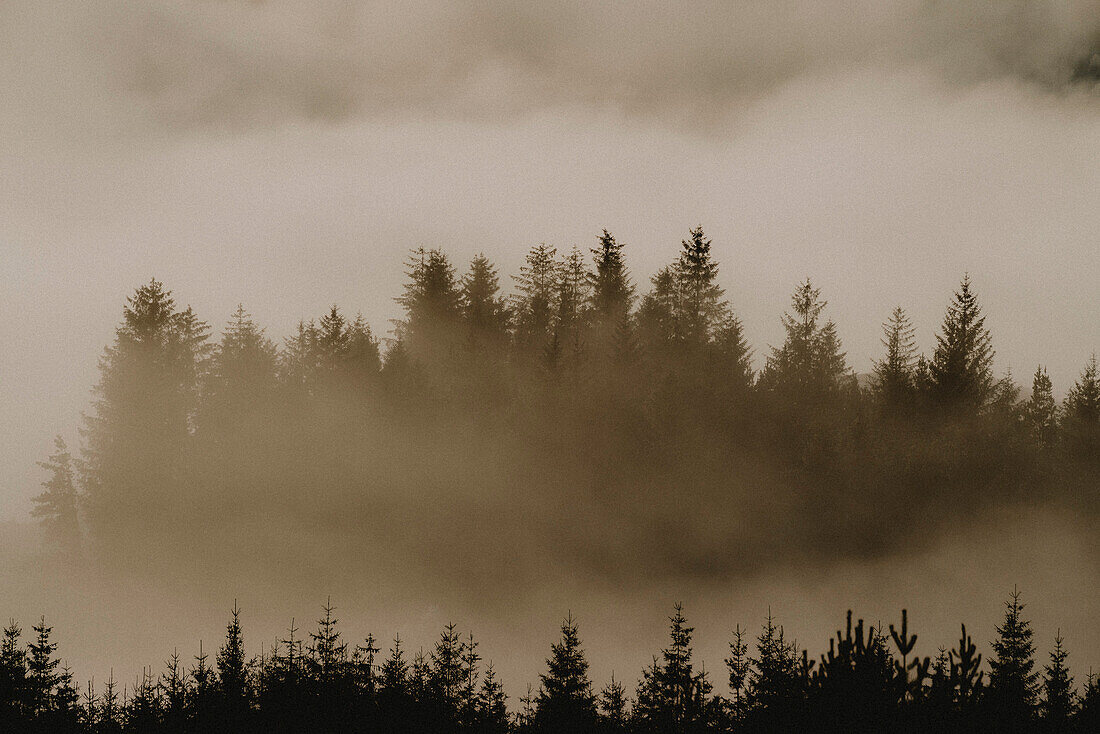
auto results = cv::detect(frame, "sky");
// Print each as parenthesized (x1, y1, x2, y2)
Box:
(2, 1, 1099, 514)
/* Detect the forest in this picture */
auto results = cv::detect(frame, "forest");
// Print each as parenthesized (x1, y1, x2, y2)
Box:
(15, 226, 1100, 731)
(1, 592, 1098, 732)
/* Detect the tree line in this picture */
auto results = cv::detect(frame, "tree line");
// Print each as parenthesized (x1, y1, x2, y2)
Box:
(30, 228, 1099, 576)
(2, 591, 1098, 732)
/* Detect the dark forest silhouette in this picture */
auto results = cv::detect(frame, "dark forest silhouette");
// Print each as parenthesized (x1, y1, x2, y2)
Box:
(2, 594, 1099, 732)
(16, 227, 1100, 731)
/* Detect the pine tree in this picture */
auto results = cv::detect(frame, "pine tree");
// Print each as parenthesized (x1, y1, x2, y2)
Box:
(0, 620, 28, 724)
(478, 662, 509, 734)
(988, 588, 1039, 729)
(746, 612, 801, 721)
(26, 616, 60, 717)
(461, 254, 511, 352)
(589, 230, 634, 330)
(308, 598, 348, 688)
(535, 613, 597, 732)
(872, 306, 917, 411)
(215, 602, 249, 721)
(430, 622, 465, 717)
(634, 603, 712, 732)
(1063, 354, 1100, 457)
(725, 624, 750, 721)
(397, 247, 462, 364)
(1024, 366, 1058, 447)
(929, 275, 994, 409)
(1041, 631, 1075, 730)
(206, 304, 277, 410)
(99, 671, 121, 734)
(674, 226, 728, 351)
(161, 648, 189, 726)
(598, 673, 629, 731)
(759, 279, 850, 400)
(513, 244, 561, 357)
(459, 631, 482, 729)
(554, 246, 592, 364)
(81, 279, 210, 550)
(31, 437, 81, 554)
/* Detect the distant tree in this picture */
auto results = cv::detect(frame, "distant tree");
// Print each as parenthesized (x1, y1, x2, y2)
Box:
(555, 246, 592, 365)
(160, 648, 189, 726)
(459, 631, 482, 729)
(758, 279, 850, 400)
(99, 671, 121, 734)
(206, 304, 277, 409)
(535, 613, 598, 733)
(81, 279, 210, 549)
(589, 230, 634, 355)
(674, 226, 728, 352)
(31, 437, 81, 554)
(513, 244, 561, 357)
(125, 667, 160, 731)
(987, 588, 1039, 730)
(1024, 366, 1058, 447)
(710, 314, 754, 395)
(279, 320, 320, 390)
(430, 623, 465, 721)
(636, 265, 680, 362)
(1063, 354, 1100, 457)
(1040, 631, 1075, 731)
(928, 275, 994, 409)
(397, 247, 462, 364)
(461, 254, 511, 352)
(872, 307, 917, 411)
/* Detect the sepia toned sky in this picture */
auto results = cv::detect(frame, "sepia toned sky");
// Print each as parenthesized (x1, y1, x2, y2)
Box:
(2, 0, 1099, 515)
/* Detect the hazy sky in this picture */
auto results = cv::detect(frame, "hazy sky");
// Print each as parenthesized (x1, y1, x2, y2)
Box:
(2, 0, 1099, 515)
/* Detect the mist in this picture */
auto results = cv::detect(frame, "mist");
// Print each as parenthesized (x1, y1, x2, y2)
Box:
(1, 2, 1099, 730)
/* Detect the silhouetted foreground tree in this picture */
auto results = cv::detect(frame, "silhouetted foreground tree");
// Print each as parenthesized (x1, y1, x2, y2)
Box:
(1, 591, 1096, 733)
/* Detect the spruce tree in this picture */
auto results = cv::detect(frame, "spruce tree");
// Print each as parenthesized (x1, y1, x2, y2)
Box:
(0, 620, 28, 725)
(397, 247, 462, 364)
(598, 673, 629, 732)
(460, 254, 511, 352)
(929, 275, 994, 409)
(634, 603, 712, 732)
(215, 602, 249, 720)
(589, 229, 634, 357)
(26, 616, 60, 717)
(759, 279, 850, 400)
(535, 613, 597, 732)
(1040, 631, 1075, 730)
(513, 244, 561, 357)
(31, 437, 81, 554)
(478, 662, 509, 734)
(988, 588, 1039, 729)
(872, 306, 917, 411)
(1024, 366, 1058, 447)
(1063, 354, 1100, 457)
(674, 226, 727, 351)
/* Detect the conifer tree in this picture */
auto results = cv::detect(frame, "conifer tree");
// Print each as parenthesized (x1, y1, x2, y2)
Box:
(161, 648, 189, 726)
(535, 613, 597, 732)
(0, 620, 28, 725)
(397, 247, 462, 364)
(725, 624, 750, 721)
(555, 246, 592, 364)
(81, 279, 210, 549)
(478, 662, 509, 734)
(589, 230, 633, 329)
(759, 279, 849, 400)
(430, 623, 465, 717)
(98, 671, 121, 734)
(27, 616, 60, 717)
(1063, 354, 1100, 457)
(872, 306, 917, 410)
(31, 437, 81, 554)
(929, 275, 994, 409)
(1041, 631, 1075, 730)
(1024, 366, 1058, 447)
(461, 254, 511, 352)
(988, 588, 1039, 729)
(513, 244, 561, 357)
(634, 603, 712, 732)
(674, 226, 728, 352)
(206, 305, 278, 409)
(746, 612, 801, 721)
(598, 673, 629, 732)
(215, 602, 249, 720)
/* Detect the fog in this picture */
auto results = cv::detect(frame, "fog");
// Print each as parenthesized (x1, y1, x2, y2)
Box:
(1, 0, 1098, 707)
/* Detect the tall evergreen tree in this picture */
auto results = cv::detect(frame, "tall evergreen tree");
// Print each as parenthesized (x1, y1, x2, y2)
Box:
(513, 244, 561, 357)
(1063, 354, 1100, 457)
(633, 603, 713, 733)
(460, 254, 511, 352)
(758, 279, 849, 400)
(81, 279, 210, 550)
(26, 616, 60, 718)
(31, 437, 81, 554)
(673, 226, 727, 351)
(872, 306, 917, 410)
(589, 229, 634, 357)
(1040, 631, 1075, 730)
(1024, 366, 1058, 447)
(988, 588, 1039, 730)
(929, 275, 994, 409)
(397, 247, 462, 364)
(535, 613, 597, 733)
